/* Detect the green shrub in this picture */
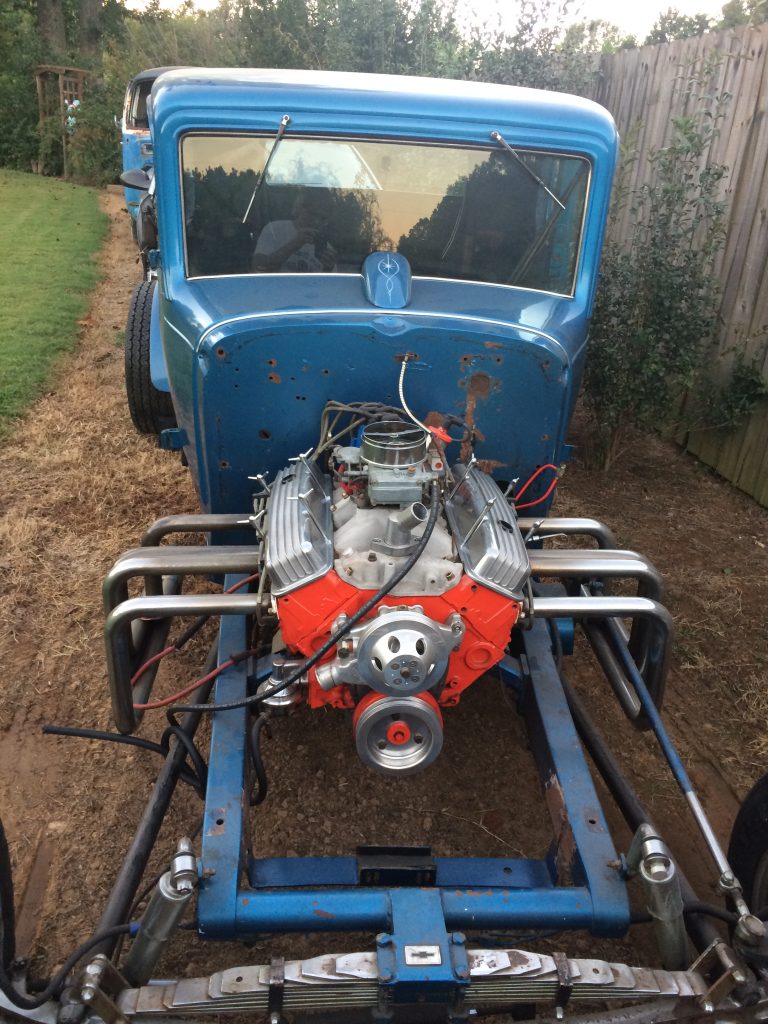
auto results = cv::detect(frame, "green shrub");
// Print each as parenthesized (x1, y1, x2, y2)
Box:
(66, 83, 121, 185)
(584, 99, 728, 469)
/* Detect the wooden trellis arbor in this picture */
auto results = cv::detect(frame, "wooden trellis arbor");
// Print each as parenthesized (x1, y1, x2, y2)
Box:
(33, 64, 89, 176)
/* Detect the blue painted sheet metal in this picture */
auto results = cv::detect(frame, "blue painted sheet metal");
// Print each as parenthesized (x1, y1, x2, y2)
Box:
(147, 70, 618, 516)
(162, 308, 571, 516)
(151, 70, 617, 313)
(148, 282, 170, 392)
(381, 889, 469, 997)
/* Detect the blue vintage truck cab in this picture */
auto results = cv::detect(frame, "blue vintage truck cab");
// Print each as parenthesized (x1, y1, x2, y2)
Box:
(119, 67, 176, 228)
(141, 68, 618, 514)
(3, 67, 760, 1024)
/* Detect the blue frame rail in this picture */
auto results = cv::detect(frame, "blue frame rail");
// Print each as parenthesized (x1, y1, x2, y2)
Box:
(198, 581, 630, 948)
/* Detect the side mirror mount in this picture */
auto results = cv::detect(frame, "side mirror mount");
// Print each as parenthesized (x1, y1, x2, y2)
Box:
(120, 168, 151, 192)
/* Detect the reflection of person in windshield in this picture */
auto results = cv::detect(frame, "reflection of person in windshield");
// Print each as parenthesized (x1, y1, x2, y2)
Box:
(252, 188, 337, 272)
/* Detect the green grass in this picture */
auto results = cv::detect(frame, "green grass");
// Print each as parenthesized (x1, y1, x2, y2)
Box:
(0, 169, 108, 436)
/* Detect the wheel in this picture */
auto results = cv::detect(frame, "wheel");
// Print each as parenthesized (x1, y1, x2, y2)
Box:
(124, 280, 175, 435)
(0, 817, 15, 969)
(728, 772, 768, 912)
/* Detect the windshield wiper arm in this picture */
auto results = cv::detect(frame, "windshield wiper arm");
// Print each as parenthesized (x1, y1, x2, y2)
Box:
(242, 113, 292, 225)
(490, 129, 565, 211)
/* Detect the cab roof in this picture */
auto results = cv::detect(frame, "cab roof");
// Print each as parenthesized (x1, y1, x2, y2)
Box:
(150, 67, 617, 156)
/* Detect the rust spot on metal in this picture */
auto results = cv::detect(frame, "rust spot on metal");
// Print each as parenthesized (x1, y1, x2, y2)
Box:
(207, 809, 227, 836)
(484, 340, 504, 350)
(424, 411, 446, 430)
(507, 950, 531, 968)
(460, 372, 496, 462)
(476, 458, 507, 474)
(268, 372, 282, 384)
(468, 371, 492, 397)
(544, 772, 575, 885)
(312, 908, 335, 919)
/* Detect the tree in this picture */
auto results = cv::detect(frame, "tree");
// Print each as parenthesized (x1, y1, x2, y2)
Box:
(561, 18, 637, 54)
(37, 0, 67, 55)
(717, 0, 768, 26)
(644, 7, 712, 43)
(78, 0, 102, 54)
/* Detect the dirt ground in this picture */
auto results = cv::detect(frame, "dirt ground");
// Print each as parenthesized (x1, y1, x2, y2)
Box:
(1, 187, 768, 1002)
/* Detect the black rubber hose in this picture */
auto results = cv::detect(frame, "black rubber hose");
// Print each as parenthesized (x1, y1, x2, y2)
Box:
(42, 725, 206, 795)
(0, 816, 15, 969)
(630, 904, 738, 926)
(248, 715, 270, 805)
(0, 924, 131, 1010)
(91, 646, 217, 960)
(171, 480, 442, 716)
(160, 725, 208, 795)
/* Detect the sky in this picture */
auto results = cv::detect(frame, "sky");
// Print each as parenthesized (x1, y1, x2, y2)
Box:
(570, 0, 725, 39)
(468, 0, 727, 44)
(127, 0, 729, 47)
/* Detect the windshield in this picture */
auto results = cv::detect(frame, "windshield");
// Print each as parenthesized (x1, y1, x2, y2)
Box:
(180, 133, 590, 295)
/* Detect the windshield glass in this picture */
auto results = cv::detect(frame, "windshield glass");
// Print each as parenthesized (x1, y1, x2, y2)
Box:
(180, 133, 590, 295)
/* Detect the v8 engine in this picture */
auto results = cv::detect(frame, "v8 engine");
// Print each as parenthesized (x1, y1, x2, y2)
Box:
(262, 410, 530, 775)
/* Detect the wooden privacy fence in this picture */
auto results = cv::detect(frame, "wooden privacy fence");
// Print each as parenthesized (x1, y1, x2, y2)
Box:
(593, 24, 768, 506)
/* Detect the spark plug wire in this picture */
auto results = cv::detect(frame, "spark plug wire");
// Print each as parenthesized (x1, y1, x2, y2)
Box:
(513, 463, 559, 510)
(134, 648, 261, 710)
(130, 573, 261, 689)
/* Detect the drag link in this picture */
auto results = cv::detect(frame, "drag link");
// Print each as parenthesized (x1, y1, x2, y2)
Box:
(602, 614, 764, 942)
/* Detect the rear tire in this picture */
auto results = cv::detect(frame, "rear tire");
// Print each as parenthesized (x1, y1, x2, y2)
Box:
(728, 772, 768, 912)
(0, 817, 15, 969)
(125, 280, 175, 435)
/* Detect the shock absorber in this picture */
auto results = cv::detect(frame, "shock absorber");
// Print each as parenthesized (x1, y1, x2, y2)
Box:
(122, 838, 198, 986)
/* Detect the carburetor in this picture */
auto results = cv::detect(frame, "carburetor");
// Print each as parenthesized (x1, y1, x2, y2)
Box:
(333, 419, 444, 505)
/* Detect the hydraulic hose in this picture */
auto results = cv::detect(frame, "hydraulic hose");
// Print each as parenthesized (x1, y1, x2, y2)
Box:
(248, 715, 270, 805)
(0, 923, 132, 1011)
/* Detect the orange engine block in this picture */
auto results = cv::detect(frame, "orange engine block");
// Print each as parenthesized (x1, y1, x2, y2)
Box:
(276, 569, 522, 709)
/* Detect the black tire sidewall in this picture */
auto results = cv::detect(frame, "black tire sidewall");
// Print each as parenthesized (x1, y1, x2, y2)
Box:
(124, 279, 175, 435)
(729, 772, 768, 911)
